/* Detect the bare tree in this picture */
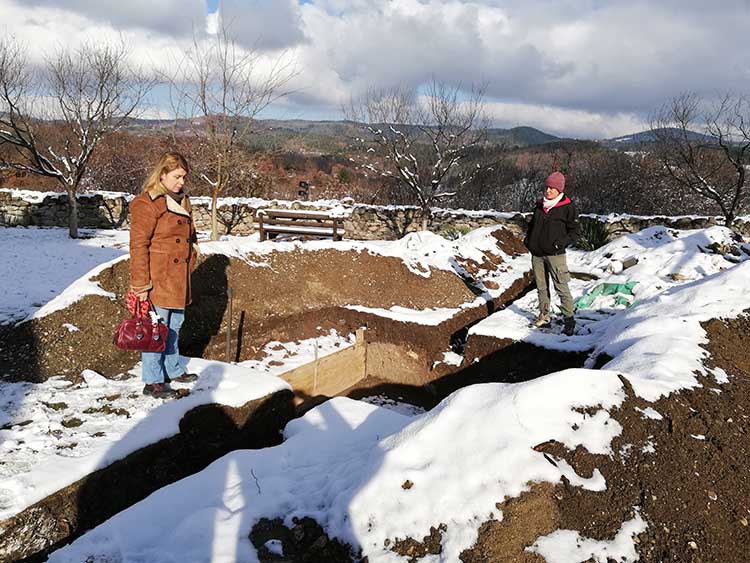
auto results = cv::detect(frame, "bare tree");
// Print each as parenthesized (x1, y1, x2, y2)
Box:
(345, 80, 492, 230)
(170, 26, 295, 240)
(650, 92, 750, 226)
(0, 37, 153, 238)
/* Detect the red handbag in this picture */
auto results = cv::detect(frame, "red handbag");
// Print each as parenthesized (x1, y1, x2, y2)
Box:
(113, 299, 169, 352)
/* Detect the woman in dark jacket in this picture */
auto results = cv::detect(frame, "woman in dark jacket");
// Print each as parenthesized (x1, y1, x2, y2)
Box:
(524, 171, 580, 336)
(130, 152, 199, 398)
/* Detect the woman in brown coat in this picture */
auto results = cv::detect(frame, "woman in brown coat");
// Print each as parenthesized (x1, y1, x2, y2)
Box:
(130, 152, 199, 398)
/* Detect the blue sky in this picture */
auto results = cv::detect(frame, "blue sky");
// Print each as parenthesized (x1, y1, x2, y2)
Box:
(3, 0, 748, 139)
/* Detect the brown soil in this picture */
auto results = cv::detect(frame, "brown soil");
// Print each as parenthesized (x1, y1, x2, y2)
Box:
(462, 312, 750, 562)
(391, 524, 447, 561)
(0, 228, 527, 384)
(250, 516, 358, 563)
(460, 484, 558, 563)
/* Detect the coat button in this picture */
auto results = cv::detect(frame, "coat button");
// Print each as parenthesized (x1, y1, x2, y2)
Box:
(176, 238, 180, 243)
(185, 258, 190, 263)
(187, 218, 192, 224)
(173, 258, 179, 263)
(177, 219, 182, 225)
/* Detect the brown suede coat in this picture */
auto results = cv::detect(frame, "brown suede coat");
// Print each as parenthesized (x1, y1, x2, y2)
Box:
(129, 187, 198, 309)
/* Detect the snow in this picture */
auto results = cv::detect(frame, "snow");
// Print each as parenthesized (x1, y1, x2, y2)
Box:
(358, 395, 426, 416)
(471, 226, 750, 400)
(203, 227, 530, 298)
(590, 261, 750, 400)
(0, 228, 129, 324)
(257, 207, 343, 218)
(528, 510, 646, 563)
(1, 225, 527, 329)
(345, 304, 462, 325)
(260, 224, 338, 235)
(49, 370, 626, 563)
(238, 330, 356, 376)
(712, 367, 730, 384)
(2, 221, 749, 562)
(0, 357, 290, 521)
(635, 407, 663, 420)
(441, 350, 464, 366)
(0, 188, 66, 203)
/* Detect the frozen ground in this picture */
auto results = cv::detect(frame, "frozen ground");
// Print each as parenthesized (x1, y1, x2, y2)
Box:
(0, 358, 289, 521)
(47, 244, 750, 561)
(3, 226, 528, 329)
(1, 224, 748, 562)
(0, 228, 129, 324)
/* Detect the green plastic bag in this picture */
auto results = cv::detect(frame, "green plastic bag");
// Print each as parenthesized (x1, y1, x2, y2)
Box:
(574, 281, 638, 311)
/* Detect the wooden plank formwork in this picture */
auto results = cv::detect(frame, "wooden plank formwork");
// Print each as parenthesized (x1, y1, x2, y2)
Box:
(279, 328, 368, 403)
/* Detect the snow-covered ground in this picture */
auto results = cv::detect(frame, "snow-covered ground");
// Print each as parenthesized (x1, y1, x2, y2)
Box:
(3, 226, 529, 329)
(0, 358, 289, 521)
(1, 224, 749, 562)
(201, 226, 528, 287)
(471, 226, 749, 359)
(0, 228, 129, 324)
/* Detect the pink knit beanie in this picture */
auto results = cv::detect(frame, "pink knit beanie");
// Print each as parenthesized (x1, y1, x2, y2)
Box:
(545, 171, 565, 192)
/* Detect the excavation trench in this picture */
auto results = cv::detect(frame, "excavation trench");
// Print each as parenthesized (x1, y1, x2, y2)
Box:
(1, 232, 596, 561)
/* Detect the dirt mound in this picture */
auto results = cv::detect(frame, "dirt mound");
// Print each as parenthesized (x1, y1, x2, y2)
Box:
(461, 312, 750, 562)
(1, 235, 524, 382)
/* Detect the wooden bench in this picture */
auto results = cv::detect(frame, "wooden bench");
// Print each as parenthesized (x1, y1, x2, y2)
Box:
(257, 208, 344, 241)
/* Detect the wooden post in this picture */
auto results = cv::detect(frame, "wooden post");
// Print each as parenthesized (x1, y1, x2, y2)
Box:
(225, 287, 233, 363)
(313, 339, 319, 395)
(332, 217, 338, 241)
(258, 213, 265, 241)
(356, 327, 367, 377)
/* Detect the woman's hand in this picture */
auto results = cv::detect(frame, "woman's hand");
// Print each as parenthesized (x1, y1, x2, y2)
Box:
(134, 290, 150, 302)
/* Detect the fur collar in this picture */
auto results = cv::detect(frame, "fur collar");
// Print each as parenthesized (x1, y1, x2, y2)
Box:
(146, 185, 191, 217)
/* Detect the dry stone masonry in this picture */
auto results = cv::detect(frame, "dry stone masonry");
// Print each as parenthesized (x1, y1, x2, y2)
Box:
(1, 188, 748, 240)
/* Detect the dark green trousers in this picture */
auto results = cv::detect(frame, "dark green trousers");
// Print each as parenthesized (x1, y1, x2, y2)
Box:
(531, 254, 574, 318)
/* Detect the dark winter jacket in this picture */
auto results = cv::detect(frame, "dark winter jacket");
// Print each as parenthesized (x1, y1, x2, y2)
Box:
(524, 196, 580, 257)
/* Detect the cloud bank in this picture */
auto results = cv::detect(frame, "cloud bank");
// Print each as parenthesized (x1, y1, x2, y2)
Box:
(2, 0, 747, 138)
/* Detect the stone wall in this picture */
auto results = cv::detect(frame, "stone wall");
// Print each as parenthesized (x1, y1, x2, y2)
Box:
(1, 189, 749, 240)
(0, 190, 130, 229)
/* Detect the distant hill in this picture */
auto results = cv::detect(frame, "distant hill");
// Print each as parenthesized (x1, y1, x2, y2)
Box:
(600, 127, 717, 149)
(121, 117, 565, 153)
(487, 126, 563, 147)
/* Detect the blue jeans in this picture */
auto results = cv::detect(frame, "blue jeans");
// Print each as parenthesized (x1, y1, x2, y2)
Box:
(141, 306, 185, 384)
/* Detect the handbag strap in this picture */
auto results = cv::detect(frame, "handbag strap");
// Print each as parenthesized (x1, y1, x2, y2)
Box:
(126, 290, 152, 319)
(147, 301, 163, 325)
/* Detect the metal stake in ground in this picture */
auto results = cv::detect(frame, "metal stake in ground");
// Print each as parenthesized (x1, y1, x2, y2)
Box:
(225, 287, 233, 363)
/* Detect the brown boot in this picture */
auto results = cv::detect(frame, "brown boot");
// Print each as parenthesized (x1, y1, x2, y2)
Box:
(142, 383, 179, 399)
(166, 372, 199, 383)
(533, 311, 551, 327)
(563, 316, 576, 336)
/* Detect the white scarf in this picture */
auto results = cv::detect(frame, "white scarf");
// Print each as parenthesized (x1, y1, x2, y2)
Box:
(542, 192, 564, 211)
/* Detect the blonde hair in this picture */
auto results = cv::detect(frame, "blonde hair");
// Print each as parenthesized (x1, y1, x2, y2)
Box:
(142, 152, 190, 194)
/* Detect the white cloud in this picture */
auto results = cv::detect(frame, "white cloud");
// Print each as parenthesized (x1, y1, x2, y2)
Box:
(1, 0, 748, 138)
(18, 0, 207, 37)
(483, 100, 648, 139)
(215, 0, 306, 50)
